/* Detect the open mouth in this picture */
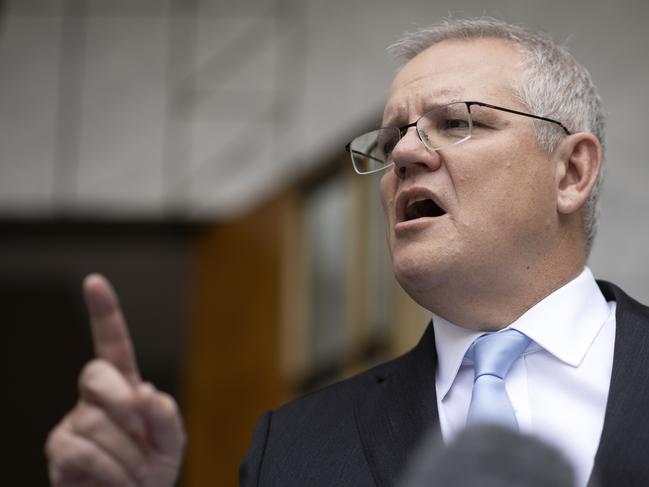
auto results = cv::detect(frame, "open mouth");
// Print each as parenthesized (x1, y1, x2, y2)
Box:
(404, 196, 446, 221)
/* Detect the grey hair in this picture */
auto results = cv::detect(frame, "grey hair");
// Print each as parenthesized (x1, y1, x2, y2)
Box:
(389, 17, 605, 256)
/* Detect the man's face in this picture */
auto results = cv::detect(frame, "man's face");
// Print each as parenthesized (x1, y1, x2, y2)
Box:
(380, 38, 562, 314)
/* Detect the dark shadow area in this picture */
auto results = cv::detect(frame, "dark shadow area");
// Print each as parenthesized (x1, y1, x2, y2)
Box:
(0, 220, 198, 486)
(3, 272, 92, 486)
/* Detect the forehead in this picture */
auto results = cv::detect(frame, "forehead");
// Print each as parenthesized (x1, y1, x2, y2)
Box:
(384, 38, 525, 121)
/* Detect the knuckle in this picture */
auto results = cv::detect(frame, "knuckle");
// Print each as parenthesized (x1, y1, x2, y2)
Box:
(157, 392, 180, 419)
(113, 394, 138, 416)
(139, 381, 155, 396)
(45, 414, 77, 458)
(44, 425, 64, 459)
(79, 358, 110, 390)
(67, 441, 94, 467)
(72, 405, 105, 436)
(49, 431, 92, 471)
(46, 427, 135, 487)
(79, 359, 136, 410)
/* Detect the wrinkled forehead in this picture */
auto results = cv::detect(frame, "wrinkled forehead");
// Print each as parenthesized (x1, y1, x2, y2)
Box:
(382, 39, 525, 124)
(383, 88, 464, 123)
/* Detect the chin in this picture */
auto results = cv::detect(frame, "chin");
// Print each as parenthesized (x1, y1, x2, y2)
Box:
(391, 250, 451, 295)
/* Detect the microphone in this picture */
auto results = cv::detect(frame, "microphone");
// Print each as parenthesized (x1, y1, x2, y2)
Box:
(398, 425, 584, 487)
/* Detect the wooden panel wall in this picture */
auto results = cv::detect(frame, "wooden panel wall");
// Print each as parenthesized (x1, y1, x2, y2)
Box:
(182, 195, 292, 486)
(180, 173, 429, 485)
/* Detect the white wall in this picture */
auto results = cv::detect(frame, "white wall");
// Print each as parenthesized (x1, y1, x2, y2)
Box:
(0, 0, 648, 299)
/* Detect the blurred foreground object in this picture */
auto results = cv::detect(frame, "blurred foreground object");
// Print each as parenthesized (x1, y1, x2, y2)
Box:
(398, 425, 580, 487)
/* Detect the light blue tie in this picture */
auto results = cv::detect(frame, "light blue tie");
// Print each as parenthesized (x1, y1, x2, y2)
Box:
(466, 329, 531, 431)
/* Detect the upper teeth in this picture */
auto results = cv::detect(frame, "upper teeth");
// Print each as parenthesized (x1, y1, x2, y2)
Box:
(407, 196, 428, 207)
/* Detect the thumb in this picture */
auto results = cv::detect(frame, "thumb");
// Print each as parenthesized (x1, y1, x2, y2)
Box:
(137, 382, 185, 456)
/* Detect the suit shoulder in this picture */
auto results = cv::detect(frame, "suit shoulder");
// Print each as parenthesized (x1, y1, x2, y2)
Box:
(245, 356, 407, 486)
(598, 280, 649, 321)
(272, 352, 405, 422)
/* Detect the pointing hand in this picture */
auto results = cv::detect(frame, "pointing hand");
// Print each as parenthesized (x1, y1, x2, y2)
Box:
(45, 274, 185, 487)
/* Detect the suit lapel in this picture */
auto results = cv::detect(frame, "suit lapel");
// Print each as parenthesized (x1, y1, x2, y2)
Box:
(591, 281, 649, 486)
(354, 323, 441, 487)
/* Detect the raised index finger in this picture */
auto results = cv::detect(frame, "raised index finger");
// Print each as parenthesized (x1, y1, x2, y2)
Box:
(83, 273, 141, 386)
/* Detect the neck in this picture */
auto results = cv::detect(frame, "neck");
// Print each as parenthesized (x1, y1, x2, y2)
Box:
(410, 260, 586, 331)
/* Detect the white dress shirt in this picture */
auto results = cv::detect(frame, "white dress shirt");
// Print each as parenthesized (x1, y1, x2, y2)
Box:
(433, 267, 616, 487)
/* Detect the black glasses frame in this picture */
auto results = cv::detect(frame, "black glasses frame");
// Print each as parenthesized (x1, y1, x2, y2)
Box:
(464, 101, 571, 135)
(344, 100, 571, 154)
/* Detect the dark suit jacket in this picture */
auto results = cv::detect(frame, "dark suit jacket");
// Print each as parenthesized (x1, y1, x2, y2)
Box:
(240, 281, 649, 486)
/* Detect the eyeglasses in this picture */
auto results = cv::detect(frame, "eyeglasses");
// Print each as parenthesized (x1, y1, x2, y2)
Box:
(345, 101, 571, 175)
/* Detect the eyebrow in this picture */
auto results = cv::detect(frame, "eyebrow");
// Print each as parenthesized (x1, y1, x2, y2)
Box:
(382, 89, 463, 126)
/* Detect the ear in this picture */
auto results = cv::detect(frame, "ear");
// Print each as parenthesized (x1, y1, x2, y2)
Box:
(553, 132, 602, 215)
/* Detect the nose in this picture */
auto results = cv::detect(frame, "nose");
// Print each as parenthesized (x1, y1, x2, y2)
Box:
(391, 126, 442, 179)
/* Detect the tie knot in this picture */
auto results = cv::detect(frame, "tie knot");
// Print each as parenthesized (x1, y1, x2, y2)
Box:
(468, 329, 531, 380)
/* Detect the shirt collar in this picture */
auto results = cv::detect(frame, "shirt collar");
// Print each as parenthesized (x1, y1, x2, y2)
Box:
(433, 267, 612, 401)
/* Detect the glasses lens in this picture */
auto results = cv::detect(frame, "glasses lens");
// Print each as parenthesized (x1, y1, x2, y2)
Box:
(349, 128, 399, 174)
(417, 102, 472, 150)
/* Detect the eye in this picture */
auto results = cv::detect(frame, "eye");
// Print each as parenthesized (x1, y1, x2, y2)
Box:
(376, 129, 400, 158)
(442, 118, 470, 130)
(382, 138, 397, 157)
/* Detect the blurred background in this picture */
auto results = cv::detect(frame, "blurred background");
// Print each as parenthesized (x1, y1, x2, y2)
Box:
(2, 0, 648, 485)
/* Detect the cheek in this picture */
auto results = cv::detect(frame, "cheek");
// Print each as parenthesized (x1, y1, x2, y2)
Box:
(452, 150, 549, 219)
(457, 165, 556, 251)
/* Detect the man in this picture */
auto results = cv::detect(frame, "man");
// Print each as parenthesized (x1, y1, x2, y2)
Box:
(240, 18, 649, 487)
(45, 17, 649, 487)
